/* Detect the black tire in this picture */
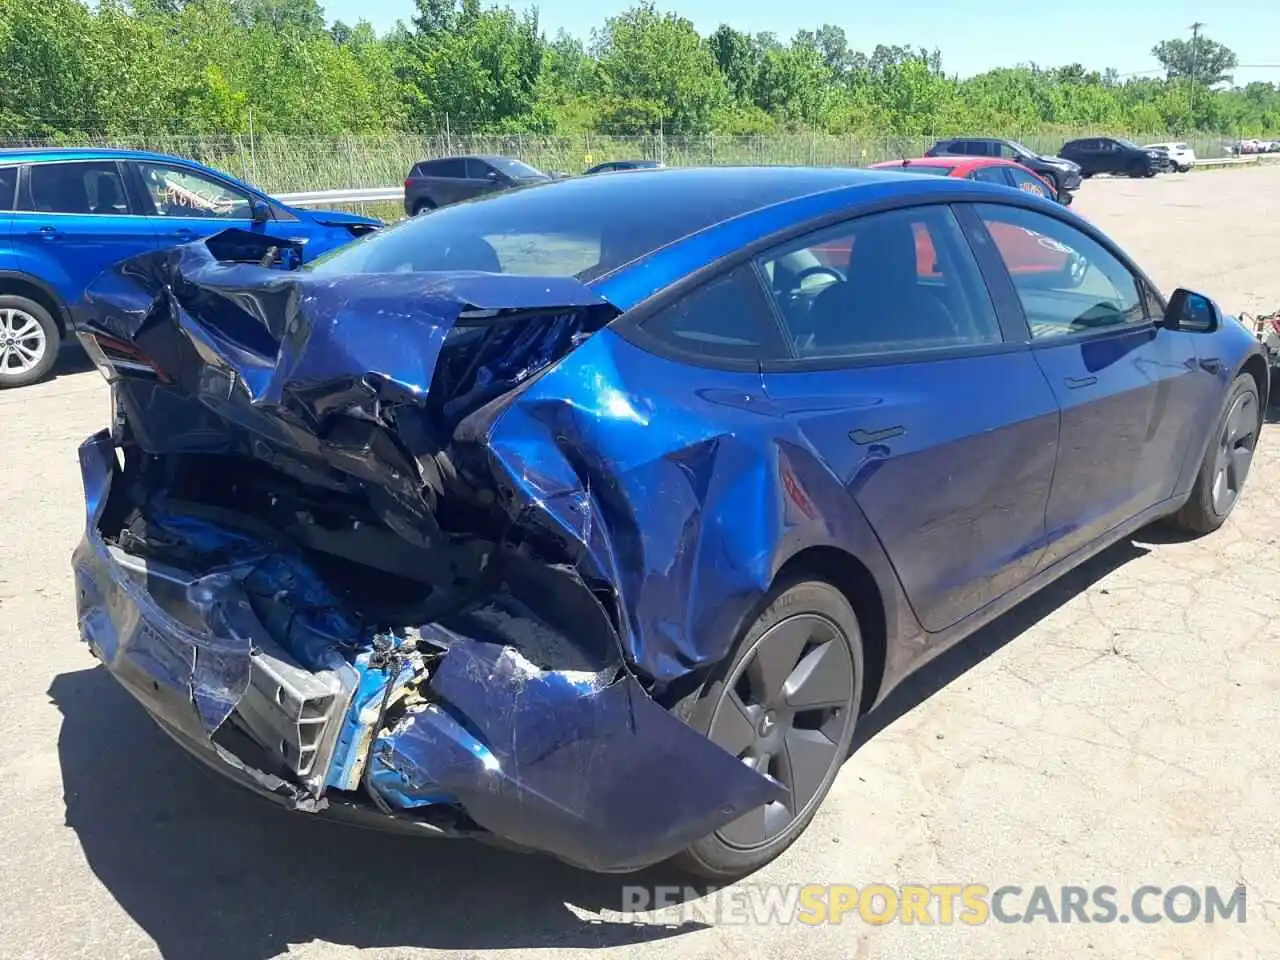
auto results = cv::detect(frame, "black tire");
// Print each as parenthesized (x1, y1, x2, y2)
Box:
(1041, 171, 1060, 196)
(1171, 372, 1262, 534)
(670, 577, 865, 880)
(1082, 171, 1094, 179)
(0, 294, 60, 389)
(412, 199, 435, 216)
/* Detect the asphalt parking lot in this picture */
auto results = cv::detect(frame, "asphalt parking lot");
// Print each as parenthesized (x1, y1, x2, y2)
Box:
(1, 166, 1279, 960)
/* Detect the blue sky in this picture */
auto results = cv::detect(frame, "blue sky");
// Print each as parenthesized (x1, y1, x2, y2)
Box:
(325, 0, 1280, 85)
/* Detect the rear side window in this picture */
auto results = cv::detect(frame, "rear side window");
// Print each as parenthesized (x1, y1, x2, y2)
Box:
(757, 205, 1003, 360)
(23, 161, 130, 215)
(638, 264, 787, 362)
(423, 158, 466, 178)
(0, 167, 16, 210)
(465, 158, 493, 179)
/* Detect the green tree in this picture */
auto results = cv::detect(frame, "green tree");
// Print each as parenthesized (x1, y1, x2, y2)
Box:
(592, 3, 728, 133)
(1151, 34, 1237, 85)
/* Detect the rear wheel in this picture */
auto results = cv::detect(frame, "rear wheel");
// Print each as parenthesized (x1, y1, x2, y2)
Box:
(1171, 372, 1261, 534)
(0, 295, 59, 389)
(671, 578, 864, 880)
(412, 199, 435, 216)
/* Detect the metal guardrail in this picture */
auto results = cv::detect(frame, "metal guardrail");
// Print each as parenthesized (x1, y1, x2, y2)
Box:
(275, 156, 1280, 206)
(1192, 154, 1280, 168)
(275, 187, 403, 206)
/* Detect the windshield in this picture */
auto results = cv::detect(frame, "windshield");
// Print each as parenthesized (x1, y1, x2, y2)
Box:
(489, 157, 546, 179)
(1007, 141, 1036, 158)
(1116, 138, 1142, 150)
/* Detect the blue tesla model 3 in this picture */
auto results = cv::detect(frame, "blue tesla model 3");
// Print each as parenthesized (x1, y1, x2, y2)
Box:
(72, 166, 1266, 879)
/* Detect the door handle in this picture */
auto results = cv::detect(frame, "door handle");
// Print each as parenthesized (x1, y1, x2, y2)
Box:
(850, 426, 905, 445)
(1064, 375, 1097, 389)
(170, 228, 194, 239)
(37, 225, 60, 240)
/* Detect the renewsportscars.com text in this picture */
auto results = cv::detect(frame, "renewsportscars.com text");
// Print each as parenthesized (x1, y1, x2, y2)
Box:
(614, 884, 1247, 926)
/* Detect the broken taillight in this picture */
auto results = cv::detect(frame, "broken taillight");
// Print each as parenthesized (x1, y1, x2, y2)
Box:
(80, 331, 171, 383)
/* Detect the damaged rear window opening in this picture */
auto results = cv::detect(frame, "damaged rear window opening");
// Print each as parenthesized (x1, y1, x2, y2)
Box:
(304, 166, 859, 282)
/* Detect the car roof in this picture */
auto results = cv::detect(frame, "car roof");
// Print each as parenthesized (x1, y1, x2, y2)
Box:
(0, 146, 204, 164)
(870, 156, 1025, 174)
(554, 165, 1067, 306)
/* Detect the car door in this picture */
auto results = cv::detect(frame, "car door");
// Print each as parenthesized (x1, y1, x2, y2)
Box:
(755, 203, 1060, 633)
(0, 166, 16, 269)
(10, 159, 158, 320)
(130, 159, 310, 254)
(464, 159, 508, 199)
(1063, 140, 1095, 175)
(965, 202, 1205, 568)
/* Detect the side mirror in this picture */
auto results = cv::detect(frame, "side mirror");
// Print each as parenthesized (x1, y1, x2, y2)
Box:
(250, 199, 270, 223)
(1163, 288, 1220, 333)
(486, 170, 500, 182)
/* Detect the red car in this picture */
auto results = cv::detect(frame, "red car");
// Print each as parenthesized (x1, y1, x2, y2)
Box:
(870, 155, 1064, 203)
(806, 156, 1080, 283)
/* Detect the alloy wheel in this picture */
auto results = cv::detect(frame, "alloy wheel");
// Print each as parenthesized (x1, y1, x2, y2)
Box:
(1211, 390, 1259, 515)
(0, 308, 46, 379)
(707, 613, 859, 850)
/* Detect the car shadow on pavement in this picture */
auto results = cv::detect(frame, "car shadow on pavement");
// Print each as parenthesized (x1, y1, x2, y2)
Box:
(851, 537, 1149, 749)
(49, 669, 700, 960)
(50, 538, 1149, 960)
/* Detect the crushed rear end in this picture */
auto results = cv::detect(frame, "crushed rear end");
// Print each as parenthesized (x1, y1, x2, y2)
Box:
(72, 230, 782, 872)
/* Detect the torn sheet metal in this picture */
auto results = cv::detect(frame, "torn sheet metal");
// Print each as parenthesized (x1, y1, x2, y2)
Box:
(369, 639, 786, 873)
(84, 230, 617, 547)
(76, 230, 803, 871)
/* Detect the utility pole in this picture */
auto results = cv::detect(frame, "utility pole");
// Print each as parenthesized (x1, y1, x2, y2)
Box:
(1188, 21, 1204, 127)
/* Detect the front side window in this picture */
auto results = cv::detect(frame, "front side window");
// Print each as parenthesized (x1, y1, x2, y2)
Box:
(489, 157, 545, 179)
(465, 158, 495, 179)
(756, 205, 1003, 360)
(970, 166, 1010, 185)
(637, 264, 787, 361)
(137, 162, 252, 219)
(973, 203, 1147, 339)
(1007, 168, 1053, 199)
(25, 161, 130, 215)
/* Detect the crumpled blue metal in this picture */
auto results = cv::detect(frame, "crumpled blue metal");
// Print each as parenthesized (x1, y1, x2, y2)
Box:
(74, 229, 793, 871)
(370, 638, 785, 873)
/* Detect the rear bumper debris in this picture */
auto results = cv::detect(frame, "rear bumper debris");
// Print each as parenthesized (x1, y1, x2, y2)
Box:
(74, 430, 784, 872)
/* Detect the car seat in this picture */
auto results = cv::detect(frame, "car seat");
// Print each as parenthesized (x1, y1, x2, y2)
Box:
(804, 218, 959, 355)
(92, 174, 122, 215)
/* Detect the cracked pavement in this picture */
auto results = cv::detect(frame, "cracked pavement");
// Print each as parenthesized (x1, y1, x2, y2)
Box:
(0, 166, 1277, 960)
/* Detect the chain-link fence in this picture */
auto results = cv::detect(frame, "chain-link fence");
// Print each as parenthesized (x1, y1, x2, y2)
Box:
(2, 130, 1244, 195)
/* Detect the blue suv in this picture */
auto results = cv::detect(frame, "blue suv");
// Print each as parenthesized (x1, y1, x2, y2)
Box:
(0, 148, 381, 387)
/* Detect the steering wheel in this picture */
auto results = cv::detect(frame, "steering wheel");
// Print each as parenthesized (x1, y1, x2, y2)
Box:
(791, 264, 845, 290)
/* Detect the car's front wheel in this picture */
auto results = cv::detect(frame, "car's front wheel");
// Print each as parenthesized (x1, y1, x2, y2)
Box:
(672, 577, 865, 880)
(1171, 372, 1262, 534)
(0, 295, 60, 389)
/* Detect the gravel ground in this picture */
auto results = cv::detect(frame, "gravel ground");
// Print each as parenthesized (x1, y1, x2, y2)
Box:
(1, 166, 1278, 960)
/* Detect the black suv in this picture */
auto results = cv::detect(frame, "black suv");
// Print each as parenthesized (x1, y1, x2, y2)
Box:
(1058, 137, 1169, 178)
(403, 155, 550, 215)
(926, 137, 1082, 198)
